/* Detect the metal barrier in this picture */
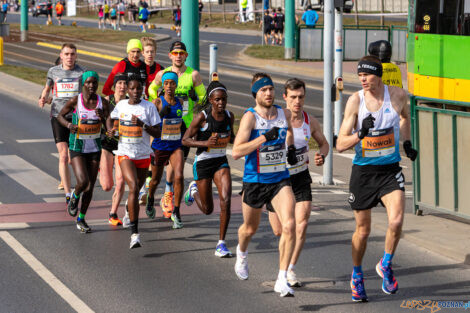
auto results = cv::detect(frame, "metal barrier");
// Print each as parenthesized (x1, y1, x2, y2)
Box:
(411, 96, 470, 218)
(296, 25, 399, 61)
(391, 25, 407, 63)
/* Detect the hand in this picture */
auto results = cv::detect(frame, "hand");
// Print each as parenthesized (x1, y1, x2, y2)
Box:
(403, 140, 418, 161)
(287, 145, 297, 165)
(68, 122, 78, 134)
(106, 128, 115, 138)
(314, 152, 325, 166)
(95, 108, 104, 120)
(159, 104, 171, 118)
(38, 96, 46, 108)
(263, 127, 279, 142)
(206, 133, 218, 147)
(131, 114, 144, 127)
(358, 114, 375, 139)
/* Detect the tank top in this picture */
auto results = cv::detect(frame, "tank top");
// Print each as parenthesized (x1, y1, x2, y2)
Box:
(123, 57, 147, 87)
(195, 107, 232, 162)
(151, 96, 183, 151)
(243, 106, 290, 183)
(353, 85, 401, 165)
(69, 93, 102, 153)
(287, 111, 311, 175)
(164, 66, 194, 127)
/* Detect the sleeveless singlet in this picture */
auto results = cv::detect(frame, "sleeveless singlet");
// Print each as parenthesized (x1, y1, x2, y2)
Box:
(151, 96, 183, 151)
(195, 107, 232, 162)
(163, 66, 194, 127)
(287, 111, 311, 175)
(243, 106, 290, 184)
(353, 85, 401, 166)
(69, 93, 102, 153)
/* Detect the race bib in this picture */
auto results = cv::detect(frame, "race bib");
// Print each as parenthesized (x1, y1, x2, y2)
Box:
(77, 118, 101, 140)
(119, 119, 143, 143)
(258, 143, 286, 173)
(182, 98, 189, 116)
(288, 146, 309, 175)
(362, 127, 395, 157)
(56, 78, 80, 98)
(207, 132, 230, 154)
(161, 118, 182, 141)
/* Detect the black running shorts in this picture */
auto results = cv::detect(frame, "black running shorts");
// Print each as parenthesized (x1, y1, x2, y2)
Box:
(348, 162, 405, 211)
(242, 178, 291, 210)
(69, 150, 101, 162)
(266, 169, 312, 212)
(51, 116, 70, 144)
(193, 156, 229, 181)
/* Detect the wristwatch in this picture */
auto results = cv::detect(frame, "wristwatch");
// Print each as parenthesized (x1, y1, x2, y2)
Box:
(143, 124, 149, 131)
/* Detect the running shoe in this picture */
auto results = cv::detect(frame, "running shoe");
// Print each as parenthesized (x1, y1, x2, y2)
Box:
(76, 220, 91, 233)
(108, 213, 122, 226)
(160, 191, 174, 219)
(215, 242, 232, 258)
(376, 258, 398, 294)
(67, 194, 79, 217)
(66, 196, 70, 205)
(145, 195, 156, 219)
(287, 269, 302, 287)
(234, 255, 249, 280)
(122, 202, 130, 228)
(350, 272, 368, 302)
(171, 213, 183, 229)
(129, 233, 142, 249)
(58, 181, 64, 190)
(184, 181, 198, 206)
(274, 279, 295, 297)
(138, 191, 147, 205)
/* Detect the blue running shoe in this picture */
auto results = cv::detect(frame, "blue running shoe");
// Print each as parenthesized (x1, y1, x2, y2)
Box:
(350, 272, 368, 302)
(184, 181, 197, 206)
(215, 242, 232, 258)
(376, 258, 398, 294)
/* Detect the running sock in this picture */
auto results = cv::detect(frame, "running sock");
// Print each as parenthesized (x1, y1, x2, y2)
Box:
(382, 252, 394, 268)
(278, 270, 287, 281)
(236, 244, 247, 258)
(217, 240, 226, 245)
(353, 266, 363, 279)
(109, 213, 118, 219)
(165, 181, 173, 193)
(66, 193, 71, 198)
(130, 221, 139, 234)
(173, 206, 180, 219)
(190, 185, 198, 197)
(288, 264, 295, 271)
(77, 213, 85, 221)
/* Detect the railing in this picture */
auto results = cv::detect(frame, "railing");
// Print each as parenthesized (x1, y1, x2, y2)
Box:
(391, 25, 407, 63)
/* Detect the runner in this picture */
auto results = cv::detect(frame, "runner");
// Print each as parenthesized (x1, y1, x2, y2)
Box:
(182, 81, 235, 256)
(148, 41, 206, 219)
(57, 71, 110, 233)
(99, 73, 128, 226)
(55, 1, 64, 26)
(38, 43, 86, 207)
(110, 4, 118, 30)
(267, 78, 329, 287)
(232, 73, 297, 297)
(141, 37, 163, 94)
(98, 5, 105, 29)
(273, 7, 285, 45)
(104, 2, 110, 27)
(261, 9, 274, 45)
(138, 5, 149, 33)
(173, 5, 181, 36)
(336, 55, 418, 302)
(146, 71, 185, 229)
(118, 1, 126, 29)
(102, 39, 148, 97)
(107, 76, 161, 248)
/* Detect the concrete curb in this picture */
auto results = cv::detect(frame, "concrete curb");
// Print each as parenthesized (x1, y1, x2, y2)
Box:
(0, 72, 44, 106)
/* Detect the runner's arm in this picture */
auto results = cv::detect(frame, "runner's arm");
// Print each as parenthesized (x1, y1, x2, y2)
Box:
(336, 93, 361, 152)
(232, 111, 265, 159)
(192, 70, 206, 105)
(102, 61, 126, 96)
(397, 88, 411, 141)
(57, 96, 78, 133)
(310, 116, 329, 157)
(284, 108, 294, 147)
(182, 112, 212, 148)
(148, 70, 163, 102)
(229, 111, 236, 144)
(99, 98, 111, 132)
(38, 84, 52, 108)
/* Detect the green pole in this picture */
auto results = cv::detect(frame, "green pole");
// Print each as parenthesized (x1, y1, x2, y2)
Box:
(285, 0, 295, 59)
(20, 0, 28, 42)
(181, 0, 199, 71)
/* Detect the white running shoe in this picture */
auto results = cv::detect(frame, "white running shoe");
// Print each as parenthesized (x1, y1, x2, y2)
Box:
(274, 278, 295, 297)
(234, 256, 249, 280)
(122, 206, 130, 228)
(287, 269, 302, 287)
(130, 233, 142, 249)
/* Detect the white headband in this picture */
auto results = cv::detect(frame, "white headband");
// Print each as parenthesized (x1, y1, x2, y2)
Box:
(208, 87, 227, 97)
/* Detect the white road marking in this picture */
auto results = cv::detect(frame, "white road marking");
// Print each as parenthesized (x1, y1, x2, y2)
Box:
(310, 211, 320, 216)
(0, 223, 30, 230)
(51, 153, 60, 158)
(310, 171, 345, 185)
(17, 139, 55, 143)
(0, 231, 95, 313)
(0, 141, 3, 144)
(42, 197, 66, 203)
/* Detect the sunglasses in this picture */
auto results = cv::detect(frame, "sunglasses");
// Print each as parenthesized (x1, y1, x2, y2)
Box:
(171, 50, 187, 56)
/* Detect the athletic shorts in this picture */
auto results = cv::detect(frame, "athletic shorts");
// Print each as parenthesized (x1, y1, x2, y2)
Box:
(182, 145, 190, 160)
(101, 136, 118, 154)
(275, 27, 283, 34)
(69, 150, 101, 161)
(242, 178, 291, 210)
(119, 12, 125, 16)
(104, 13, 109, 19)
(348, 162, 405, 211)
(193, 156, 229, 181)
(266, 170, 312, 211)
(111, 16, 117, 20)
(151, 148, 181, 167)
(51, 116, 70, 144)
(264, 27, 272, 34)
(118, 155, 151, 168)
(140, 18, 147, 23)
(175, 20, 181, 26)
(57, 13, 63, 17)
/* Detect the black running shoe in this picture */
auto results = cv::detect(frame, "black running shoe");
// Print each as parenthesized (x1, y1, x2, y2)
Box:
(67, 195, 79, 217)
(145, 195, 155, 219)
(76, 219, 91, 233)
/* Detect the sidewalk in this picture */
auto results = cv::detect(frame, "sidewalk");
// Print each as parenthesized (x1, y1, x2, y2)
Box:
(0, 69, 468, 265)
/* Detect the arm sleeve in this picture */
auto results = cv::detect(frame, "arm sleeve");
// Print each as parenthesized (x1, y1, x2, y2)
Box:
(194, 83, 206, 105)
(103, 61, 126, 96)
(148, 80, 162, 102)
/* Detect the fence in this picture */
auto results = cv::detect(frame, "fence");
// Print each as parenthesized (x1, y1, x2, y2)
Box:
(391, 25, 407, 63)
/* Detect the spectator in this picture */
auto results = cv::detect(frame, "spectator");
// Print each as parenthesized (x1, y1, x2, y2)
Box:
(241, 0, 247, 23)
(46, 0, 53, 24)
(55, 1, 64, 25)
(1, 1, 8, 23)
(173, 5, 181, 37)
(118, 1, 126, 28)
(128, 2, 137, 23)
(302, 5, 318, 27)
(263, 0, 269, 11)
(198, 0, 203, 25)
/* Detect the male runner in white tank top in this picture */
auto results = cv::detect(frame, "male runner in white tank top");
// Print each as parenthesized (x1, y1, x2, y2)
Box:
(337, 55, 418, 302)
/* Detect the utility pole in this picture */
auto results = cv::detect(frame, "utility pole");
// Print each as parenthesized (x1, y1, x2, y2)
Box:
(323, 0, 334, 185)
(334, 4, 343, 141)
(20, 0, 28, 42)
(181, 0, 199, 71)
(380, 0, 384, 26)
(284, 0, 295, 59)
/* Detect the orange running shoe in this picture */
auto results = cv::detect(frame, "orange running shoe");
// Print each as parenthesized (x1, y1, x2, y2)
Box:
(108, 213, 123, 226)
(160, 191, 174, 219)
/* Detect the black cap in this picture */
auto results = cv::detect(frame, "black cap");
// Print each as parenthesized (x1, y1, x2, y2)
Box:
(169, 41, 187, 52)
(368, 40, 392, 63)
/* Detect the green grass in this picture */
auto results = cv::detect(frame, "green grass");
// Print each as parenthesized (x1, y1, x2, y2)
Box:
(0, 64, 47, 85)
(245, 44, 284, 59)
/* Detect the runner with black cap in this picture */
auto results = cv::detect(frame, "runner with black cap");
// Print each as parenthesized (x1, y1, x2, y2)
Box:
(337, 55, 418, 302)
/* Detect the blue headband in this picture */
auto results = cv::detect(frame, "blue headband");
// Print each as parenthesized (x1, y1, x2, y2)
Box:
(162, 71, 178, 86)
(251, 77, 274, 95)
